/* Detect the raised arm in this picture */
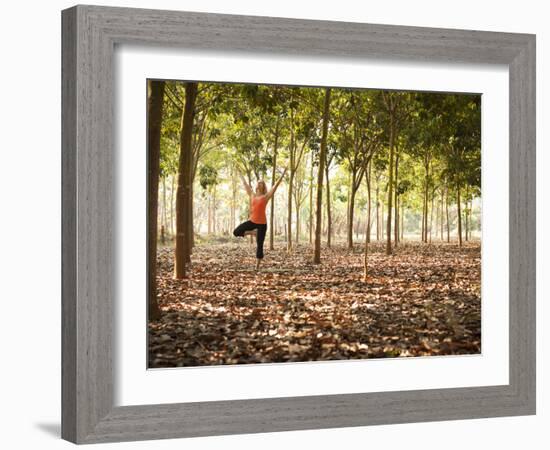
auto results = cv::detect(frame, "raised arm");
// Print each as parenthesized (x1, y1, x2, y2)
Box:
(239, 172, 253, 196)
(266, 166, 288, 200)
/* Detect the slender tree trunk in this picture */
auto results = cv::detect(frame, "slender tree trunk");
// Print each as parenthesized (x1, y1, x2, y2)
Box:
(170, 175, 175, 237)
(269, 151, 277, 250)
(212, 186, 217, 235)
(147, 80, 165, 320)
(295, 197, 300, 244)
(322, 202, 327, 236)
(269, 118, 280, 250)
(422, 161, 429, 243)
(207, 194, 212, 234)
(347, 181, 357, 250)
(429, 191, 434, 243)
(230, 167, 236, 231)
(287, 170, 294, 251)
(457, 183, 463, 246)
(346, 172, 352, 247)
(421, 191, 425, 242)
(464, 201, 470, 242)
(394, 195, 401, 246)
(190, 164, 196, 248)
(445, 185, 450, 243)
(188, 183, 194, 255)
(366, 161, 372, 244)
(174, 82, 197, 279)
(376, 179, 380, 242)
(314, 88, 331, 264)
(394, 153, 399, 245)
(363, 163, 372, 282)
(464, 187, 470, 242)
(440, 191, 444, 240)
(421, 187, 426, 242)
(469, 198, 473, 240)
(160, 175, 166, 245)
(364, 228, 369, 282)
(325, 163, 332, 248)
(309, 155, 314, 245)
(401, 202, 404, 241)
(287, 117, 295, 252)
(434, 192, 441, 243)
(381, 201, 385, 240)
(393, 195, 400, 247)
(386, 115, 395, 255)
(163, 176, 168, 241)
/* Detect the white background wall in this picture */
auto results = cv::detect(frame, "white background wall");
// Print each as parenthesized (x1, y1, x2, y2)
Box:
(0, 0, 546, 448)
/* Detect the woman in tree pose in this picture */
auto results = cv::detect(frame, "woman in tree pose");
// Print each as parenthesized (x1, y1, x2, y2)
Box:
(233, 168, 288, 270)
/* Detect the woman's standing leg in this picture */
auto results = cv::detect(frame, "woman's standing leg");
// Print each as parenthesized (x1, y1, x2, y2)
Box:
(255, 224, 268, 269)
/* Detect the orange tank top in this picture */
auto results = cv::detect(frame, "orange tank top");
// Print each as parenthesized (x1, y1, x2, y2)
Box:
(250, 195, 268, 224)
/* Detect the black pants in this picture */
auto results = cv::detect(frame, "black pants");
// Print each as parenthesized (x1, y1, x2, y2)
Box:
(233, 220, 268, 259)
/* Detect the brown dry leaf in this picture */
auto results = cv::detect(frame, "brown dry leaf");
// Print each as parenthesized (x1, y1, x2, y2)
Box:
(149, 241, 481, 367)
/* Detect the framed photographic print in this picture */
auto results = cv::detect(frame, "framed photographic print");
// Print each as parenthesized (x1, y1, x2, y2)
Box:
(61, 4, 536, 444)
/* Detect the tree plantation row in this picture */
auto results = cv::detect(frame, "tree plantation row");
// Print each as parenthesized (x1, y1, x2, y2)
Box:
(147, 80, 481, 319)
(155, 168, 480, 246)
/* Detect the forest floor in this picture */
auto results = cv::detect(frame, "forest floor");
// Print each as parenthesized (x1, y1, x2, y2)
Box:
(148, 239, 481, 368)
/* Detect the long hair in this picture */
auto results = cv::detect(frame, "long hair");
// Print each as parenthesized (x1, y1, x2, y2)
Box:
(256, 180, 267, 195)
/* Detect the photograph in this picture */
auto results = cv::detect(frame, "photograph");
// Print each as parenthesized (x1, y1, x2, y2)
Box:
(146, 80, 482, 368)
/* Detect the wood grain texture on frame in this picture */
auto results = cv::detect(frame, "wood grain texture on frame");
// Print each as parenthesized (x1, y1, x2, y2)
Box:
(61, 4, 536, 444)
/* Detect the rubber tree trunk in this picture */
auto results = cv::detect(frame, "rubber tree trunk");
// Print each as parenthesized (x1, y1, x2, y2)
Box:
(295, 201, 300, 244)
(422, 162, 428, 243)
(287, 116, 295, 252)
(363, 221, 369, 282)
(309, 154, 314, 245)
(347, 181, 357, 250)
(188, 183, 194, 256)
(146, 80, 165, 321)
(366, 161, 372, 244)
(445, 185, 450, 243)
(170, 175, 175, 236)
(464, 202, 469, 242)
(438, 192, 441, 243)
(464, 187, 470, 242)
(287, 170, 294, 252)
(457, 183, 463, 247)
(364, 162, 372, 282)
(207, 194, 212, 235)
(269, 152, 277, 250)
(231, 167, 236, 232)
(314, 88, 331, 264)
(161, 176, 166, 245)
(174, 82, 198, 279)
(394, 195, 399, 245)
(325, 163, 332, 248)
(394, 152, 399, 246)
(429, 191, 434, 243)
(469, 198, 473, 240)
(381, 202, 384, 240)
(386, 114, 395, 255)
(440, 191, 444, 240)
(401, 202, 404, 241)
(269, 117, 280, 250)
(212, 186, 217, 235)
(420, 188, 426, 242)
(376, 182, 380, 241)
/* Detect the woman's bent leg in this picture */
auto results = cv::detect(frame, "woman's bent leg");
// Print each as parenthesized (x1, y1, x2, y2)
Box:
(233, 220, 256, 237)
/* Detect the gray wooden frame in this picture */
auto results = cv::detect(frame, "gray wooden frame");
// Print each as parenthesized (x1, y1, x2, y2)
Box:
(61, 4, 536, 444)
